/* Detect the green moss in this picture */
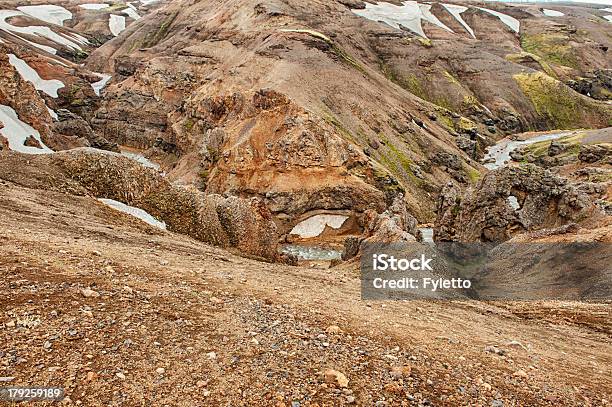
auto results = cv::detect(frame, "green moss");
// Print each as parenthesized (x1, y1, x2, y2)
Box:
(465, 165, 482, 183)
(513, 72, 612, 129)
(457, 116, 477, 132)
(417, 38, 433, 48)
(506, 51, 557, 78)
(183, 118, 195, 130)
(133, 11, 179, 50)
(520, 33, 578, 69)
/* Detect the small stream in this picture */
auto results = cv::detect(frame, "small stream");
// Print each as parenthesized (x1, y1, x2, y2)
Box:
(483, 131, 572, 170)
(281, 244, 343, 261)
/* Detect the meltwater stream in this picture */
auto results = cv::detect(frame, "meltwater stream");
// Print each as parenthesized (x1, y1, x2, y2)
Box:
(482, 131, 572, 170)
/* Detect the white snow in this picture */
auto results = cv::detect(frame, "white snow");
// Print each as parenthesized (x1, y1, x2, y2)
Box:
(477, 7, 520, 33)
(419, 3, 453, 33)
(0, 10, 83, 52)
(46, 105, 58, 120)
(604, 15, 612, 22)
(353, 1, 431, 38)
(109, 14, 126, 36)
(603, 7, 612, 12)
(16, 5, 72, 26)
(91, 73, 112, 96)
(542, 9, 564, 17)
(0, 104, 52, 154)
(507, 196, 520, 210)
(139, 0, 161, 5)
(290, 214, 349, 239)
(8, 54, 65, 98)
(98, 198, 167, 229)
(122, 7, 141, 20)
(442, 3, 475, 38)
(79, 4, 110, 10)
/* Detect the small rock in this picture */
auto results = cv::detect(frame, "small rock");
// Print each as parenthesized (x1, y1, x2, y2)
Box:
(326, 325, 342, 334)
(5, 321, 15, 328)
(116, 372, 126, 380)
(81, 288, 100, 298)
(513, 369, 528, 378)
(323, 369, 349, 388)
(156, 367, 165, 375)
(206, 352, 217, 360)
(86, 372, 97, 382)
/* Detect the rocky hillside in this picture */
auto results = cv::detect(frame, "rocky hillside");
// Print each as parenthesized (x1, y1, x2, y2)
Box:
(1, 0, 610, 235)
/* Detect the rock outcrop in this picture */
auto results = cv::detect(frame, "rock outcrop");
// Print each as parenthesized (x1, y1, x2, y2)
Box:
(0, 149, 282, 261)
(435, 165, 602, 242)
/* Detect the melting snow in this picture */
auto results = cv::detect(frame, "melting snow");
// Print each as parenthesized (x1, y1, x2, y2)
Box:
(419, 3, 453, 33)
(353, 1, 427, 38)
(542, 9, 565, 17)
(507, 196, 520, 210)
(604, 15, 612, 21)
(0, 10, 83, 52)
(79, 4, 110, 10)
(290, 214, 349, 239)
(442, 3, 475, 38)
(477, 7, 520, 33)
(46, 105, 58, 120)
(91, 73, 112, 96)
(98, 198, 167, 229)
(122, 7, 141, 20)
(8, 54, 65, 98)
(16, 5, 72, 26)
(0, 104, 52, 154)
(109, 14, 126, 36)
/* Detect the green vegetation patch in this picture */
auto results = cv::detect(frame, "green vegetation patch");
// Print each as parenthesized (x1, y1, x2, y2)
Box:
(505, 52, 557, 78)
(513, 72, 611, 129)
(520, 33, 578, 69)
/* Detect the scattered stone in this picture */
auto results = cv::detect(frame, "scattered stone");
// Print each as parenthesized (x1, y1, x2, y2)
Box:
(116, 372, 126, 380)
(81, 288, 100, 298)
(513, 369, 528, 378)
(156, 367, 165, 375)
(323, 369, 349, 388)
(206, 352, 217, 360)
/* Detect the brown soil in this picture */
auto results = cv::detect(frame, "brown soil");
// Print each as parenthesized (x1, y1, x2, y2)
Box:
(1, 180, 610, 406)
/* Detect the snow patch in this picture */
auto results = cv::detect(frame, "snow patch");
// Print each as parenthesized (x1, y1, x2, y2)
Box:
(604, 15, 612, 22)
(290, 214, 349, 239)
(109, 14, 126, 36)
(79, 4, 110, 10)
(353, 1, 451, 38)
(91, 73, 112, 96)
(0, 10, 83, 52)
(542, 9, 564, 17)
(477, 7, 520, 33)
(0, 104, 52, 154)
(122, 7, 141, 20)
(8, 54, 64, 98)
(46, 105, 58, 120)
(16, 5, 72, 26)
(442, 3, 475, 38)
(98, 198, 167, 229)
